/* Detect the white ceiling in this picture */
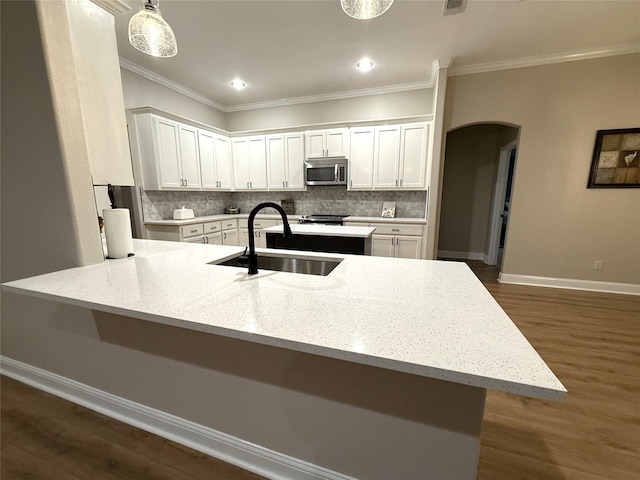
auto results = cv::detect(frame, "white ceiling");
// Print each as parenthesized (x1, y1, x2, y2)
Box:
(113, 1, 640, 111)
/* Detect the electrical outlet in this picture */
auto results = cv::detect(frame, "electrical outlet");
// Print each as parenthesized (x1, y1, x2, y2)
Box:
(594, 260, 604, 270)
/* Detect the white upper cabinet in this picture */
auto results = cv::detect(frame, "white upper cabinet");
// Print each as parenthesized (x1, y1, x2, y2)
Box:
(348, 127, 375, 190)
(373, 122, 430, 190)
(305, 128, 349, 158)
(177, 124, 202, 189)
(232, 135, 268, 190)
(131, 112, 206, 190)
(373, 125, 401, 189)
(267, 133, 306, 190)
(398, 122, 430, 190)
(199, 129, 232, 190)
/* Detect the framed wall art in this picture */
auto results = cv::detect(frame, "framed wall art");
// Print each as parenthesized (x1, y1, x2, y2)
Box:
(587, 128, 640, 188)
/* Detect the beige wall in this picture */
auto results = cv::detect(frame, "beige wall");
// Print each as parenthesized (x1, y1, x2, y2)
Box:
(120, 68, 228, 130)
(1, 0, 102, 282)
(439, 124, 518, 256)
(227, 88, 433, 132)
(444, 54, 640, 285)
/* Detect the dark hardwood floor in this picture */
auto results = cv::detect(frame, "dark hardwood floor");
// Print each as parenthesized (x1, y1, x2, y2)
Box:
(2, 260, 639, 479)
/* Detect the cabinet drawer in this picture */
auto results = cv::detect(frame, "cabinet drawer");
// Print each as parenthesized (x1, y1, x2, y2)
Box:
(181, 224, 204, 238)
(238, 218, 281, 228)
(222, 220, 237, 230)
(369, 223, 424, 236)
(204, 221, 222, 234)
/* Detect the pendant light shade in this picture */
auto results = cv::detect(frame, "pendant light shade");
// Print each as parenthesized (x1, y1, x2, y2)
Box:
(341, 0, 394, 20)
(128, 0, 177, 58)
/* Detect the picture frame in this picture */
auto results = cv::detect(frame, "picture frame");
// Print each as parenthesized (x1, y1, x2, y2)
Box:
(587, 128, 640, 188)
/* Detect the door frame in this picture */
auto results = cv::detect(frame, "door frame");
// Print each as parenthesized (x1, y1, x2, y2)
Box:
(487, 140, 518, 266)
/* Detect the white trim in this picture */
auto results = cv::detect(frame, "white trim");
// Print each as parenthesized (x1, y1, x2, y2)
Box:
(438, 250, 488, 263)
(119, 58, 227, 112)
(90, 0, 130, 16)
(224, 81, 435, 112)
(498, 274, 640, 296)
(449, 44, 640, 77)
(487, 141, 518, 266)
(0, 357, 357, 480)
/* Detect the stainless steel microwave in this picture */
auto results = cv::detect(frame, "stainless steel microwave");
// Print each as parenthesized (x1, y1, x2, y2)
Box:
(304, 158, 348, 186)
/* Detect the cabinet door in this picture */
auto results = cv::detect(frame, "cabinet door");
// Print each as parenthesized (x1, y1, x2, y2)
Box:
(371, 234, 395, 257)
(214, 134, 233, 190)
(232, 138, 251, 190)
(348, 127, 375, 190)
(255, 230, 267, 248)
(239, 228, 249, 247)
(266, 135, 286, 190)
(305, 131, 326, 158)
(248, 136, 268, 190)
(399, 122, 428, 189)
(285, 133, 305, 189)
(373, 125, 401, 189)
(198, 129, 218, 189)
(153, 117, 182, 189)
(178, 124, 202, 189)
(396, 235, 423, 259)
(326, 128, 349, 157)
(222, 229, 238, 246)
(206, 232, 223, 245)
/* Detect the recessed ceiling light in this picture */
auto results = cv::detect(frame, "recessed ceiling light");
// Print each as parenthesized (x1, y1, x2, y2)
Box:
(356, 59, 374, 72)
(230, 80, 246, 89)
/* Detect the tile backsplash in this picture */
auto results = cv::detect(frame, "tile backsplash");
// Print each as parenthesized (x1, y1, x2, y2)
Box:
(141, 187, 427, 220)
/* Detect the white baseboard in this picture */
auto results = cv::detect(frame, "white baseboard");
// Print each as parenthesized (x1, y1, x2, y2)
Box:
(498, 273, 640, 296)
(438, 250, 490, 264)
(0, 356, 356, 480)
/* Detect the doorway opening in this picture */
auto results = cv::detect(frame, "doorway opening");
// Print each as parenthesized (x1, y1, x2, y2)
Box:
(437, 123, 520, 269)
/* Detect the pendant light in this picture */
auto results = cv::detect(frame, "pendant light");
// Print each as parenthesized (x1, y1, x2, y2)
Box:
(128, 0, 177, 58)
(341, 0, 394, 20)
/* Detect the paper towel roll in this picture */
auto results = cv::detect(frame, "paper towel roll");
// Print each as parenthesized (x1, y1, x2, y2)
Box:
(102, 208, 134, 259)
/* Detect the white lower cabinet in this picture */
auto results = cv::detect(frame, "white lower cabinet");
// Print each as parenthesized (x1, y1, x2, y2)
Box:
(371, 234, 422, 259)
(238, 219, 279, 248)
(146, 219, 238, 245)
(344, 221, 425, 259)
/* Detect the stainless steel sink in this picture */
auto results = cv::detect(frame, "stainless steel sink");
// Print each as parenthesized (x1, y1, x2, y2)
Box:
(211, 252, 342, 276)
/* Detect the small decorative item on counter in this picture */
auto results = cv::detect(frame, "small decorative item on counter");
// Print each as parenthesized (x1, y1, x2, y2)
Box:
(224, 206, 240, 214)
(281, 199, 295, 215)
(173, 206, 195, 219)
(381, 202, 396, 218)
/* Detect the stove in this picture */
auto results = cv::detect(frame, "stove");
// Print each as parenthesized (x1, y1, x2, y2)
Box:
(298, 214, 348, 225)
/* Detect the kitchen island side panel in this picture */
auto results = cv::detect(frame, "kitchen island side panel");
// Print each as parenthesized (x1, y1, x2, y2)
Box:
(1, 293, 484, 480)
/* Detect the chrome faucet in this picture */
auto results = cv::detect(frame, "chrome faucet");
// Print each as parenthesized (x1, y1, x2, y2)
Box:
(247, 202, 292, 275)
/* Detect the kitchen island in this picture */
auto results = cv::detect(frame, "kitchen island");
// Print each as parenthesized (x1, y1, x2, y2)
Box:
(2, 239, 566, 480)
(263, 224, 376, 255)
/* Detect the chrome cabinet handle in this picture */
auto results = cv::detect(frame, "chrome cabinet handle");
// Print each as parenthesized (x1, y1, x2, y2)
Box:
(400, 179, 403, 187)
(283, 181, 285, 188)
(395, 179, 398, 187)
(334, 164, 338, 182)
(392, 228, 400, 232)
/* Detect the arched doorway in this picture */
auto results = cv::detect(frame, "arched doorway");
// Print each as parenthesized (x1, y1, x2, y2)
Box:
(437, 123, 520, 268)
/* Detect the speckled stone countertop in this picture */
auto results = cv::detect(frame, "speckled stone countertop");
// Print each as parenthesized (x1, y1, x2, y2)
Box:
(2, 239, 566, 401)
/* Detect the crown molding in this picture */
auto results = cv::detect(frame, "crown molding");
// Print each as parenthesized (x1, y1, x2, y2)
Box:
(449, 44, 640, 77)
(224, 80, 436, 113)
(90, 0, 130, 16)
(119, 58, 227, 112)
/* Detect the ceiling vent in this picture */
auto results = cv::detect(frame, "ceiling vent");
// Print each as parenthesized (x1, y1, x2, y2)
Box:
(442, 0, 467, 16)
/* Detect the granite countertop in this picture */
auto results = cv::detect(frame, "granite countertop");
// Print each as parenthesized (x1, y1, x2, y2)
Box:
(2, 239, 566, 401)
(263, 224, 376, 238)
